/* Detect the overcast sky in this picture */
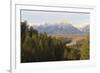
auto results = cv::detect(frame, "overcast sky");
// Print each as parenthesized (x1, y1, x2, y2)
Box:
(21, 10, 90, 28)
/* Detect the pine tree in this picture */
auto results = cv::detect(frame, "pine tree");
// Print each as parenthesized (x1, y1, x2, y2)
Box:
(80, 34, 90, 60)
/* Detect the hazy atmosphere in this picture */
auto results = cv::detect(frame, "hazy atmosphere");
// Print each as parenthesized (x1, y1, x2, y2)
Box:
(21, 10, 90, 28)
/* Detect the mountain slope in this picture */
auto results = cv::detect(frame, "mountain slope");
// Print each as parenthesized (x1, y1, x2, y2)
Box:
(79, 25, 89, 33)
(82, 25, 89, 33)
(36, 23, 84, 35)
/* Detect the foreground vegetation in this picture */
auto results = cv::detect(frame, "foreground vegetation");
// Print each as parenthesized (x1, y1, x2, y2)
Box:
(80, 34, 90, 59)
(21, 21, 90, 63)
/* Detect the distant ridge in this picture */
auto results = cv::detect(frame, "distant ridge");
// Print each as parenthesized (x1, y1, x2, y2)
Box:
(34, 23, 86, 35)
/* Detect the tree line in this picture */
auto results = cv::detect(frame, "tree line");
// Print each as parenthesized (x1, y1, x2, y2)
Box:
(21, 21, 65, 62)
(21, 21, 89, 63)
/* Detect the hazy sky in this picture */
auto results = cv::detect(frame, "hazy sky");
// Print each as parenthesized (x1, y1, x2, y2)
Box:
(21, 10, 90, 28)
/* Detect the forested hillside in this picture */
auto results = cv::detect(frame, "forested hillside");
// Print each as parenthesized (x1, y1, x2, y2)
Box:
(21, 21, 90, 63)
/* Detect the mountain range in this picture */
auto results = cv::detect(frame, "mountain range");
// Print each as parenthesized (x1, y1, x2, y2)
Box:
(33, 23, 89, 35)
